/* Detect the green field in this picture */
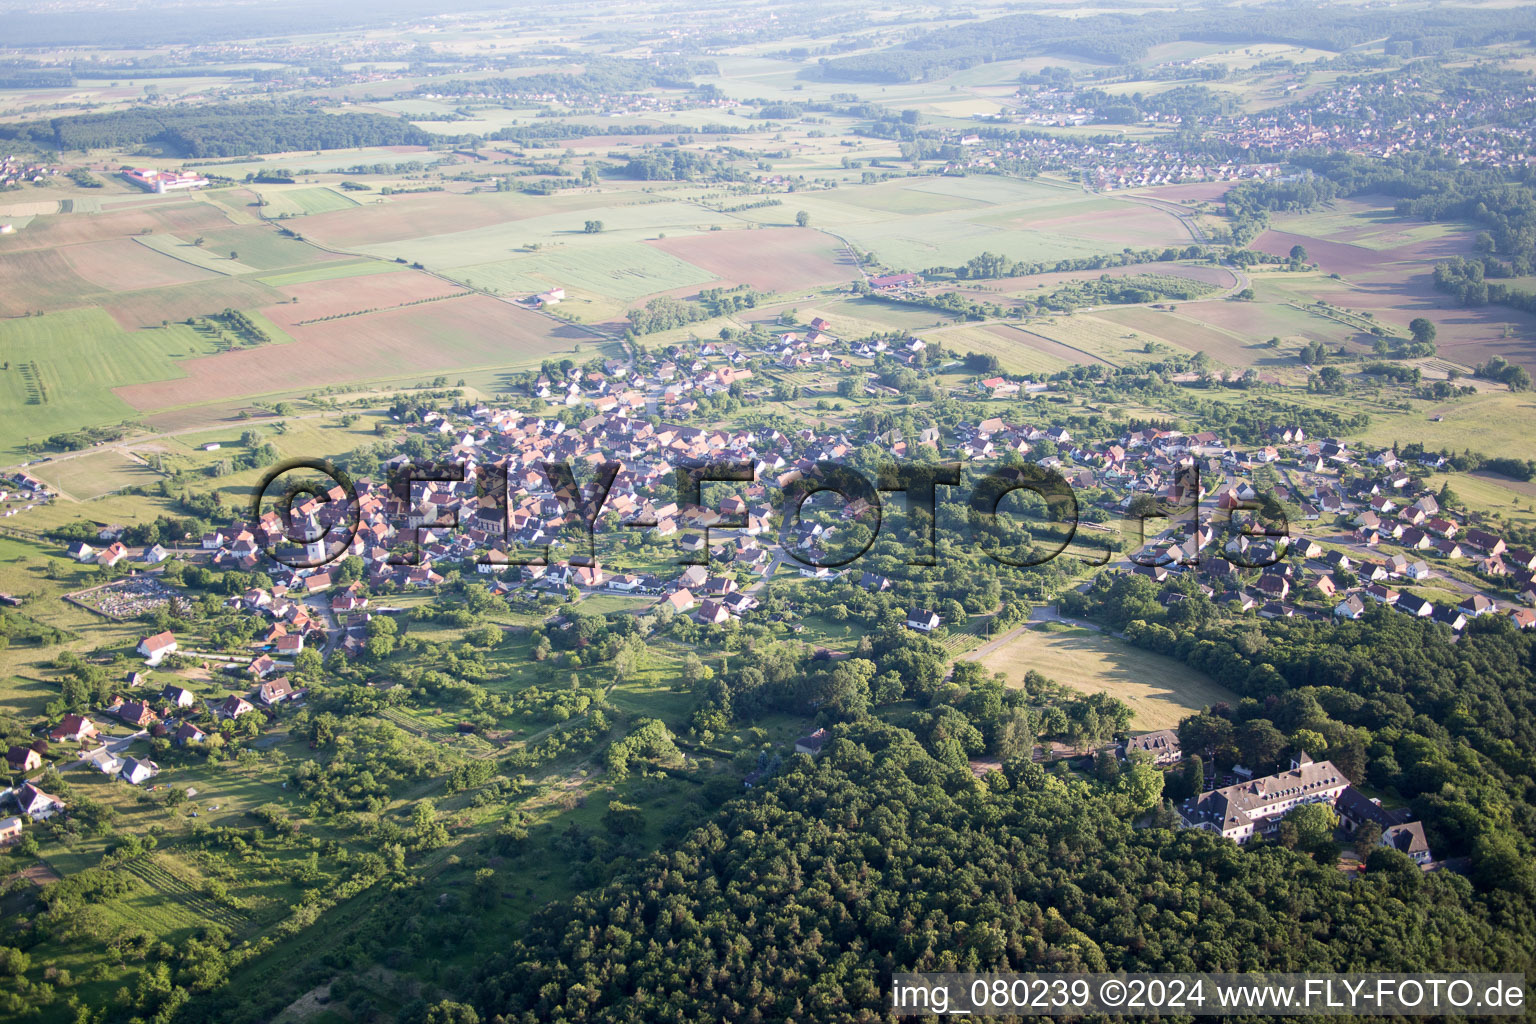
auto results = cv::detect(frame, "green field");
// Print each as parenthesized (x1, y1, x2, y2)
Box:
(450, 241, 716, 303)
(726, 176, 1176, 271)
(1277, 203, 1461, 251)
(1354, 389, 1536, 455)
(349, 198, 725, 267)
(0, 310, 221, 457)
(252, 186, 362, 218)
(193, 225, 342, 271)
(976, 626, 1237, 731)
(925, 323, 1075, 376)
(1022, 314, 1197, 366)
(27, 448, 162, 500)
(134, 234, 259, 275)
(256, 260, 403, 288)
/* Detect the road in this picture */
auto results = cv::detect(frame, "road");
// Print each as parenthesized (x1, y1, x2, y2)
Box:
(743, 554, 787, 596)
(3, 406, 367, 485)
(69, 728, 147, 769)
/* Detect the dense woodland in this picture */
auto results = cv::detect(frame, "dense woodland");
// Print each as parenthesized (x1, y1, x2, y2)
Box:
(454, 722, 1523, 1023)
(0, 104, 436, 157)
(813, 7, 1536, 82)
(1065, 573, 1536, 894)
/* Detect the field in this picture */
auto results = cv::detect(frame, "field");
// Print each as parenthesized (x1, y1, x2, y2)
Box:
(133, 233, 258, 275)
(646, 227, 856, 293)
(64, 236, 223, 291)
(256, 260, 401, 288)
(293, 189, 620, 250)
(927, 323, 1079, 375)
(266, 266, 468, 318)
(725, 177, 1195, 271)
(1092, 304, 1294, 368)
(1280, 198, 1464, 252)
(111, 293, 606, 413)
(1354, 389, 1536, 457)
(954, 262, 1236, 302)
(451, 241, 717, 317)
(0, 248, 106, 315)
(975, 626, 1237, 731)
(193, 224, 349, 271)
(1252, 204, 1536, 370)
(99, 276, 284, 329)
(27, 448, 163, 500)
(324, 196, 723, 266)
(1015, 315, 1196, 367)
(0, 310, 228, 457)
(249, 185, 361, 218)
(0, 197, 233, 252)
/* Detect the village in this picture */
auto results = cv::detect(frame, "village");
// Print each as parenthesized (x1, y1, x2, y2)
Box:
(5, 309, 1531, 844)
(940, 67, 1536, 188)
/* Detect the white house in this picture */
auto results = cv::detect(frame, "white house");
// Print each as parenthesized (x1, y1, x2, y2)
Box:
(906, 609, 942, 632)
(16, 782, 64, 820)
(120, 757, 159, 786)
(81, 747, 123, 777)
(137, 631, 178, 666)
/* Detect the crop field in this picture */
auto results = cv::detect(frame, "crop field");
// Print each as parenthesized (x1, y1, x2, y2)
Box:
(133, 233, 259, 275)
(265, 266, 469, 319)
(0, 310, 227, 457)
(1247, 235, 1536, 369)
(1162, 285, 1376, 350)
(181, 145, 438, 179)
(64, 236, 223, 291)
(451, 241, 718, 309)
(729, 197, 1109, 272)
(332, 197, 721, 267)
(0, 197, 235, 251)
(193, 224, 349, 271)
(1279, 199, 1464, 252)
(715, 176, 1172, 271)
(256, 259, 400, 288)
(100, 276, 285, 329)
(0, 248, 105, 314)
(251, 186, 361, 218)
(645, 227, 855, 293)
(975, 626, 1237, 731)
(112, 294, 606, 413)
(28, 448, 162, 500)
(294, 189, 621, 249)
(1003, 195, 1192, 248)
(1020, 314, 1197, 366)
(927, 323, 1077, 375)
(1093, 304, 1290, 368)
(0, 198, 61, 218)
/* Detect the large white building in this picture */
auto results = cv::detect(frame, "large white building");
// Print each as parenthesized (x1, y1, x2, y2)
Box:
(1183, 752, 1351, 842)
(121, 168, 208, 194)
(1181, 751, 1435, 864)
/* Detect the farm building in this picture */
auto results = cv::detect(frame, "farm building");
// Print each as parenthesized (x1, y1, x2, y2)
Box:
(121, 168, 209, 193)
(137, 631, 178, 666)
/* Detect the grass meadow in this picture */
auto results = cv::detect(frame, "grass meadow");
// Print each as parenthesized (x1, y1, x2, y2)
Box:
(976, 625, 1236, 731)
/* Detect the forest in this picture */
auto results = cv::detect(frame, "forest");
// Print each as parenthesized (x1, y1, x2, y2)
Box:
(0, 104, 436, 157)
(1063, 572, 1536, 899)
(812, 6, 1536, 83)
(442, 721, 1522, 1023)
